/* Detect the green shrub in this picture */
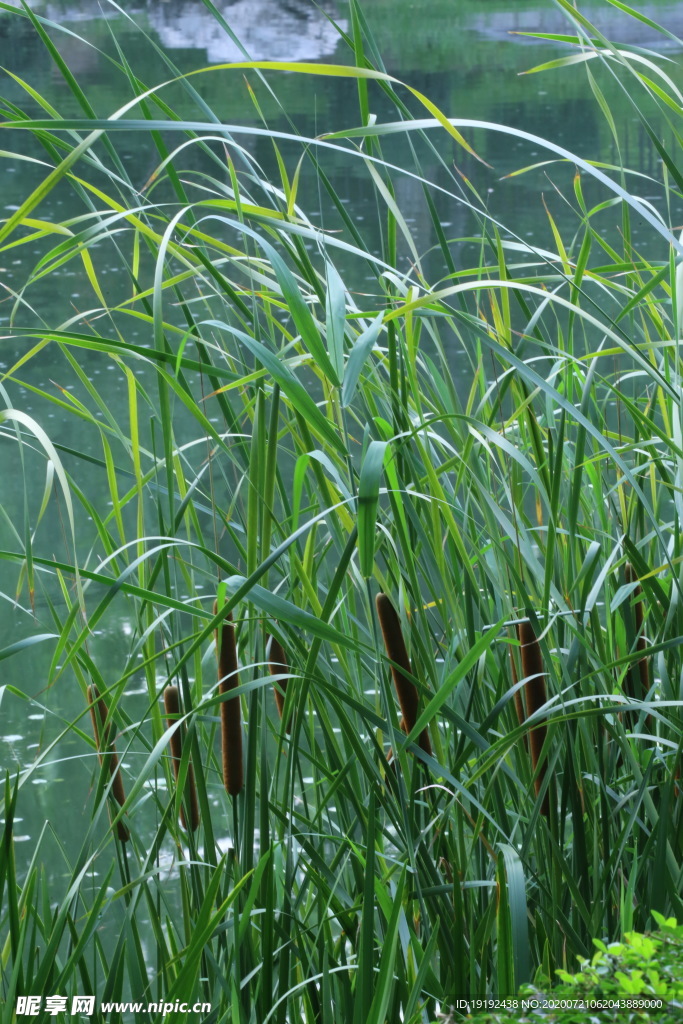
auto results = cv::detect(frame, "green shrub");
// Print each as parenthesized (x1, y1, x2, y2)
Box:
(442, 913, 683, 1023)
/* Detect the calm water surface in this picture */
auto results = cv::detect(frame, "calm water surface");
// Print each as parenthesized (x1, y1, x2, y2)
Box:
(0, 0, 680, 931)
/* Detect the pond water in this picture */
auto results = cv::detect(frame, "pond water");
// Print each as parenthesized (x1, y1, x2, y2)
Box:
(0, 0, 681, 954)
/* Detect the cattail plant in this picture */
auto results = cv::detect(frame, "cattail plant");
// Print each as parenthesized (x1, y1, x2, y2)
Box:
(516, 621, 550, 817)
(163, 685, 200, 832)
(624, 563, 649, 701)
(508, 635, 528, 745)
(266, 632, 290, 732)
(87, 684, 130, 842)
(375, 592, 432, 757)
(214, 599, 243, 796)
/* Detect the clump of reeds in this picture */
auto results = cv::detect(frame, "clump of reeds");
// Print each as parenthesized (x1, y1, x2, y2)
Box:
(214, 599, 243, 796)
(266, 632, 291, 732)
(163, 685, 200, 832)
(624, 563, 650, 700)
(375, 592, 432, 757)
(87, 684, 130, 842)
(516, 621, 550, 817)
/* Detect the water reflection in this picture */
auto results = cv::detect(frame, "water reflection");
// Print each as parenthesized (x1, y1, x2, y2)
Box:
(471, 1, 683, 49)
(3, 0, 682, 61)
(147, 0, 347, 62)
(1, 0, 347, 61)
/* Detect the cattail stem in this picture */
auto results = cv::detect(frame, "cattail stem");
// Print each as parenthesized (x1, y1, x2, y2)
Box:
(214, 600, 243, 796)
(375, 593, 432, 757)
(164, 686, 200, 832)
(517, 621, 550, 817)
(267, 633, 290, 732)
(87, 684, 129, 842)
(624, 564, 649, 701)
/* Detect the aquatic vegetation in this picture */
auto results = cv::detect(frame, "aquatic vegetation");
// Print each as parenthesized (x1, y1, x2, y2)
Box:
(1, 0, 682, 1019)
(376, 591, 433, 757)
(87, 683, 130, 843)
(515, 621, 550, 818)
(266, 631, 291, 730)
(163, 684, 200, 832)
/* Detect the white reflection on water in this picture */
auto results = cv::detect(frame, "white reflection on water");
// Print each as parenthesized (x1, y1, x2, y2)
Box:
(1, 0, 347, 62)
(148, 0, 347, 63)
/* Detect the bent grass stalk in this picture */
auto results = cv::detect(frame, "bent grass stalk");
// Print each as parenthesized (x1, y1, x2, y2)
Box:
(163, 685, 200, 832)
(87, 684, 130, 842)
(385, 717, 407, 768)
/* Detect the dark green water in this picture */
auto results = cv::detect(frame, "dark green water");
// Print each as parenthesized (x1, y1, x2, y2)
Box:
(0, 0, 681, 923)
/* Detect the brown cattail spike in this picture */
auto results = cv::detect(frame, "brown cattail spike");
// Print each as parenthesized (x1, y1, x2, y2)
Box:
(164, 686, 200, 832)
(267, 634, 291, 732)
(87, 684, 130, 842)
(375, 593, 432, 757)
(214, 599, 243, 796)
(624, 564, 649, 701)
(517, 621, 550, 817)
